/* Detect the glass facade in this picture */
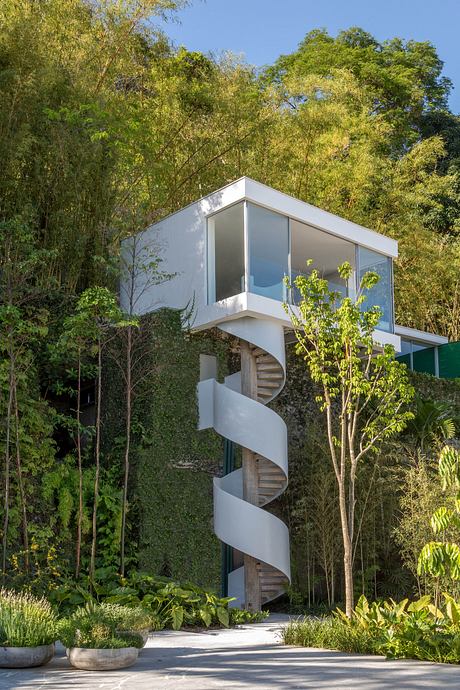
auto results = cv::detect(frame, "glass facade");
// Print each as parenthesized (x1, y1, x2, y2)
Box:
(208, 201, 394, 333)
(290, 219, 355, 302)
(247, 203, 289, 301)
(208, 202, 244, 302)
(358, 247, 393, 333)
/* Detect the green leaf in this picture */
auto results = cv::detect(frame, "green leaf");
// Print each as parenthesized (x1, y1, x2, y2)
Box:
(216, 606, 229, 627)
(171, 606, 184, 630)
(199, 606, 212, 627)
(408, 595, 431, 612)
(431, 507, 454, 533)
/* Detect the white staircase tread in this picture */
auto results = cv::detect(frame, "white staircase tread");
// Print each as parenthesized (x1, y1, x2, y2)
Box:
(257, 373, 284, 381)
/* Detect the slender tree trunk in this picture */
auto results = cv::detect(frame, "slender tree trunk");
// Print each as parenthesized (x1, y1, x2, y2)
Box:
(338, 480, 354, 618)
(348, 471, 356, 547)
(75, 352, 83, 579)
(306, 518, 311, 607)
(120, 325, 132, 576)
(2, 354, 14, 576)
(331, 554, 335, 605)
(12, 379, 29, 570)
(322, 538, 331, 607)
(90, 337, 102, 582)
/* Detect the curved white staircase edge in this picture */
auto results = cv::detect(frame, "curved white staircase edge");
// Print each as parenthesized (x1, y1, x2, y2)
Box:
(198, 316, 291, 606)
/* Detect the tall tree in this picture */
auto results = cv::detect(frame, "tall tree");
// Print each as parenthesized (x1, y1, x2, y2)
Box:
(71, 287, 130, 581)
(285, 262, 414, 616)
(114, 236, 173, 575)
(265, 27, 451, 151)
(0, 221, 54, 575)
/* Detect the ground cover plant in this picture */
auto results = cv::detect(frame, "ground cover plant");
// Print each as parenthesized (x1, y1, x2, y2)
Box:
(1, 0, 460, 618)
(0, 589, 57, 647)
(47, 570, 266, 629)
(282, 594, 460, 663)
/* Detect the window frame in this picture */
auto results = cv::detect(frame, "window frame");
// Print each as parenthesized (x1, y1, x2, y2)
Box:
(206, 200, 395, 335)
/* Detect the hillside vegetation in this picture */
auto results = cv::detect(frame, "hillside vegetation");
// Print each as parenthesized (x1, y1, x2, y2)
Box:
(1, 1, 460, 604)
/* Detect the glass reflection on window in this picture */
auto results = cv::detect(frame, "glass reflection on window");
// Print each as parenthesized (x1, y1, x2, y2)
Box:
(358, 247, 393, 333)
(209, 203, 245, 302)
(247, 203, 289, 301)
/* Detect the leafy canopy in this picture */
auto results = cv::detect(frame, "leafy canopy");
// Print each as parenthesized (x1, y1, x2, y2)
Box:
(419, 446, 460, 581)
(266, 27, 451, 148)
(285, 262, 414, 457)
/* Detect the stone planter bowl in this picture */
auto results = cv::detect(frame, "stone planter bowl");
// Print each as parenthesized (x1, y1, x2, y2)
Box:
(139, 629, 149, 646)
(67, 646, 139, 671)
(0, 644, 54, 668)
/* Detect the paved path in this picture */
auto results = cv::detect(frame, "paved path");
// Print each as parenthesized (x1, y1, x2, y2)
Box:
(1, 615, 460, 689)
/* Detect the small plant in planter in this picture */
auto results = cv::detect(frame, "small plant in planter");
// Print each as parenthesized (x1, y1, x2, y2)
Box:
(58, 603, 144, 671)
(106, 604, 152, 647)
(0, 589, 57, 668)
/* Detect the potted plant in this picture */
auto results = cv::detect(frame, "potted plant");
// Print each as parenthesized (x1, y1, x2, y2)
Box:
(0, 589, 57, 668)
(110, 604, 152, 647)
(58, 603, 144, 670)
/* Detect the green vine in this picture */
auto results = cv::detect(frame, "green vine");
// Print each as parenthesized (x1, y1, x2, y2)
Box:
(103, 309, 228, 589)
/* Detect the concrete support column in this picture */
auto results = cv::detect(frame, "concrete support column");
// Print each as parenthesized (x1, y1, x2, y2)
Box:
(240, 340, 261, 611)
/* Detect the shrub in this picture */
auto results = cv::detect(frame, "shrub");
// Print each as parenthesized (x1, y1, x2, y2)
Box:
(229, 608, 269, 625)
(50, 569, 264, 629)
(282, 594, 460, 664)
(58, 603, 145, 649)
(109, 604, 152, 631)
(282, 616, 375, 654)
(0, 589, 57, 647)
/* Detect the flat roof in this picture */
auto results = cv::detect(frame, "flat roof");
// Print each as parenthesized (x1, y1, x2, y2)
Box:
(128, 176, 398, 259)
(395, 325, 449, 346)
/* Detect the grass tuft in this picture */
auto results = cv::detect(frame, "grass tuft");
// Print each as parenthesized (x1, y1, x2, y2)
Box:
(282, 616, 375, 655)
(0, 589, 57, 647)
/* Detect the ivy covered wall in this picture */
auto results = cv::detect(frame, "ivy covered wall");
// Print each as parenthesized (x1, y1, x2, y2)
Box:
(103, 309, 228, 590)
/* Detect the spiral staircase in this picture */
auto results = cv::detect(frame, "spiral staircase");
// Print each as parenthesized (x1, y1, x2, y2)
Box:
(198, 317, 290, 607)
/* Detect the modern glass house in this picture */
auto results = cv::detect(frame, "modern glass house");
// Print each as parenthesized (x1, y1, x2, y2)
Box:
(123, 176, 400, 350)
(121, 177, 449, 609)
(208, 200, 394, 333)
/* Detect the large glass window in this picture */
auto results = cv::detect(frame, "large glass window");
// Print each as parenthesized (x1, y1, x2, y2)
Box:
(399, 339, 412, 356)
(208, 203, 244, 302)
(207, 202, 394, 338)
(290, 220, 355, 302)
(247, 203, 289, 301)
(358, 247, 393, 332)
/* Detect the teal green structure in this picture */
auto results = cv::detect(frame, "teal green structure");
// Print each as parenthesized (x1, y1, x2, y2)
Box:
(397, 341, 460, 379)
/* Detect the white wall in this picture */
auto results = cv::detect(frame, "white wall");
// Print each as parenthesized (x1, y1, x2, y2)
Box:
(120, 179, 246, 317)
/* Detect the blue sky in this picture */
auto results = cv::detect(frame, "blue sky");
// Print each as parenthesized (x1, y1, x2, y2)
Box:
(161, 0, 460, 113)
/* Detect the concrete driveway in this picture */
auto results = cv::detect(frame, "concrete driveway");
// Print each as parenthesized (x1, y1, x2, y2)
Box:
(1, 615, 460, 689)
